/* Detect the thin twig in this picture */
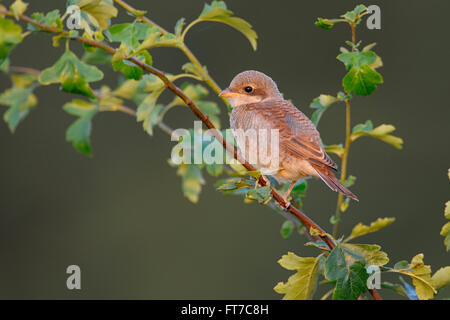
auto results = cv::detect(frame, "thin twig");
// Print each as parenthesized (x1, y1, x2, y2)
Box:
(332, 99, 351, 238)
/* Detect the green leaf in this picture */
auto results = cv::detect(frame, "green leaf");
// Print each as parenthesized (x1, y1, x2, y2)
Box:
(324, 245, 348, 281)
(0, 86, 37, 132)
(246, 186, 271, 204)
(39, 50, 104, 98)
(351, 122, 404, 149)
(342, 175, 356, 188)
(315, 17, 334, 30)
(324, 245, 369, 300)
(337, 51, 377, 68)
(205, 163, 223, 177)
(63, 99, 99, 156)
(216, 177, 253, 193)
(108, 22, 154, 49)
(281, 220, 295, 239)
(0, 17, 22, 64)
(112, 44, 152, 80)
(177, 164, 205, 203)
(194, 0, 258, 50)
(182, 62, 207, 81)
(309, 94, 339, 126)
(333, 261, 369, 300)
(394, 260, 410, 270)
(346, 217, 395, 241)
(28, 10, 63, 31)
(274, 252, 321, 300)
(431, 266, 450, 290)
(337, 51, 383, 96)
(340, 243, 389, 266)
(342, 64, 383, 96)
(341, 4, 368, 23)
(390, 254, 436, 300)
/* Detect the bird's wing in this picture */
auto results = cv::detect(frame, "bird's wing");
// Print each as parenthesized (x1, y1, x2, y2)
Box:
(255, 100, 338, 170)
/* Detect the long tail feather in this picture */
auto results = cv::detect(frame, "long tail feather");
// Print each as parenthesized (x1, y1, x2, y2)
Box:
(312, 165, 359, 201)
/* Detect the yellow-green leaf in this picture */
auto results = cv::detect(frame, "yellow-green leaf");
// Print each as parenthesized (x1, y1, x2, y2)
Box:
(325, 144, 344, 158)
(75, 0, 118, 34)
(63, 99, 99, 156)
(445, 200, 450, 219)
(441, 221, 450, 251)
(10, 0, 28, 19)
(431, 266, 450, 290)
(0, 17, 23, 63)
(192, 1, 257, 50)
(409, 254, 436, 300)
(352, 122, 403, 149)
(340, 243, 389, 266)
(39, 50, 103, 98)
(177, 164, 205, 203)
(346, 217, 395, 241)
(391, 254, 436, 300)
(274, 252, 320, 300)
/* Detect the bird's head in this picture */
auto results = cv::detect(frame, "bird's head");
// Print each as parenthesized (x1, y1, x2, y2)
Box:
(219, 70, 282, 107)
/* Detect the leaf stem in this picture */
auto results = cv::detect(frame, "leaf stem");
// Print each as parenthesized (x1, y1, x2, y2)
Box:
(332, 100, 351, 238)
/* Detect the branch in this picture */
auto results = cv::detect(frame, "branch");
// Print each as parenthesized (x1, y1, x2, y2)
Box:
(1, 8, 383, 301)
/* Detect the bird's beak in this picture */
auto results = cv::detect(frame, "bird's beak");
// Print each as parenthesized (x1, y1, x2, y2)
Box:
(219, 88, 234, 98)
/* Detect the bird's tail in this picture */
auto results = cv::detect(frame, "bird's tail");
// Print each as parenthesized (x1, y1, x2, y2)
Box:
(312, 164, 359, 201)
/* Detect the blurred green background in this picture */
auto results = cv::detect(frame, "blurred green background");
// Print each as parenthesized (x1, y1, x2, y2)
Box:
(0, 0, 449, 299)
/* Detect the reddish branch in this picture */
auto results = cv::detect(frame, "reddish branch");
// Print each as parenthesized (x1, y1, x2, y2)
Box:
(0, 8, 382, 300)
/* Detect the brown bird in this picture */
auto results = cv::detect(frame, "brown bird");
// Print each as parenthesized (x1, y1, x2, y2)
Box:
(220, 70, 358, 203)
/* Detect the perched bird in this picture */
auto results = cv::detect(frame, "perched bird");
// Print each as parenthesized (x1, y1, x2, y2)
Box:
(220, 70, 358, 203)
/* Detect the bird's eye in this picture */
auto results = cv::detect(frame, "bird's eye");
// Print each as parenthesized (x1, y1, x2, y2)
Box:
(244, 86, 253, 93)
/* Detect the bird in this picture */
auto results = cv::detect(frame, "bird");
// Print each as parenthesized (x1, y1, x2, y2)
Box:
(219, 70, 358, 204)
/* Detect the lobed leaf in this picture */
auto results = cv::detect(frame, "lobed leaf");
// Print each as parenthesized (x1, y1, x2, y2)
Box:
(346, 217, 395, 241)
(193, 1, 258, 50)
(68, 0, 118, 36)
(324, 245, 369, 300)
(309, 94, 339, 126)
(0, 86, 37, 132)
(177, 164, 205, 203)
(63, 99, 99, 156)
(28, 10, 63, 32)
(274, 252, 321, 300)
(351, 121, 404, 149)
(39, 50, 104, 98)
(340, 243, 389, 266)
(391, 254, 436, 300)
